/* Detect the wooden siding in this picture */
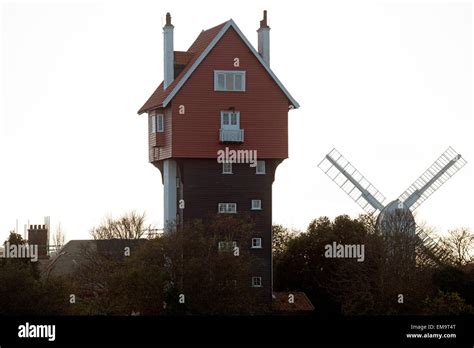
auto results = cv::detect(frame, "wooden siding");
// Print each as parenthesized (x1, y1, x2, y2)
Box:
(175, 158, 281, 301)
(170, 27, 289, 160)
(148, 108, 173, 163)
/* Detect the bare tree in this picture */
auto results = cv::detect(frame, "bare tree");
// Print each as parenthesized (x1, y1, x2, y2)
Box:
(52, 223, 66, 252)
(90, 211, 146, 240)
(440, 228, 474, 266)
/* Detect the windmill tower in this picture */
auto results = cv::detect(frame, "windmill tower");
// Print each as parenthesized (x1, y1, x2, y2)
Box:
(318, 147, 467, 265)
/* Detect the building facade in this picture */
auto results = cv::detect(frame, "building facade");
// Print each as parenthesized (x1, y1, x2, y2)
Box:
(137, 11, 299, 301)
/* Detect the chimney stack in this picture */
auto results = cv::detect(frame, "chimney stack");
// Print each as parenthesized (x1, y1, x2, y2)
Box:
(27, 223, 48, 259)
(163, 12, 174, 90)
(257, 10, 270, 66)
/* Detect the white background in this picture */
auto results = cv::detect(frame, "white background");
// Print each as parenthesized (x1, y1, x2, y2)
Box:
(1, 0, 472, 242)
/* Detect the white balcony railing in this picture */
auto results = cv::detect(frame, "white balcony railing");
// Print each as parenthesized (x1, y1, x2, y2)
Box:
(219, 129, 244, 143)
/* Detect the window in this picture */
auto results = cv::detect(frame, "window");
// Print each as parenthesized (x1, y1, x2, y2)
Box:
(218, 241, 237, 252)
(251, 238, 262, 249)
(222, 162, 233, 174)
(221, 111, 240, 129)
(256, 160, 266, 174)
(251, 200, 262, 210)
(151, 113, 164, 133)
(151, 115, 156, 133)
(214, 71, 246, 91)
(252, 276, 262, 288)
(218, 203, 237, 213)
(157, 114, 164, 132)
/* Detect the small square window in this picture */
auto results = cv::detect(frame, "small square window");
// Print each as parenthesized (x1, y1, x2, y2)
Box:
(251, 200, 262, 210)
(222, 162, 233, 174)
(218, 203, 237, 214)
(228, 203, 237, 213)
(252, 276, 262, 288)
(251, 238, 262, 249)
(256, 160, 266, 174)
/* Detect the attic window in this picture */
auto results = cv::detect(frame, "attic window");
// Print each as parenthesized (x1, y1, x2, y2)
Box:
(214, 71, 246, 92)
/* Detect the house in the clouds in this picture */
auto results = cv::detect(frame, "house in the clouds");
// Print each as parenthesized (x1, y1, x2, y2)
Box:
(137, 11, 299, 301)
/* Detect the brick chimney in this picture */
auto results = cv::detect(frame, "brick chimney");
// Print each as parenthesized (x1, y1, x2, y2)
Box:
(257, 10, 270, 66)
(163, 12, 174, 90)
(28, 224, 48, 259)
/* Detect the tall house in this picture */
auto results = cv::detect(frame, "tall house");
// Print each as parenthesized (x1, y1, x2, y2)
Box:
(137, 11, 299, 300)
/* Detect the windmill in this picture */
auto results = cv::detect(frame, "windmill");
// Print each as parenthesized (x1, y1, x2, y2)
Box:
(318, 147, 467, 265)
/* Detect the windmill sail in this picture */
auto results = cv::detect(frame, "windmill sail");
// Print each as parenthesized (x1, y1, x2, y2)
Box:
(318, 148, 386, 214)
(399, 147, 467, 211)
(415, 226, 453, 266)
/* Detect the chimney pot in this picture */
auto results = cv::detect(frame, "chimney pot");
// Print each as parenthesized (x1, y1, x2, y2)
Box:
(257, 10, 271, 66)
(165, 12, 173, 27)
(260, 10, 269, 28)
(163, 12, 175, 90)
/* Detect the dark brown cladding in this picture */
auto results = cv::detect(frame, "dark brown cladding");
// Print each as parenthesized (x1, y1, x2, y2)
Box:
(167, 158, 282, 301)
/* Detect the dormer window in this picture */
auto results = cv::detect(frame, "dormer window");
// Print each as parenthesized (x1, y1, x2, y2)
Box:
(214, 71, 246, 91)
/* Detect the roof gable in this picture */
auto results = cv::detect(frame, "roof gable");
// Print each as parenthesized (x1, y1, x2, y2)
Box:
(138, 19, 299, 115)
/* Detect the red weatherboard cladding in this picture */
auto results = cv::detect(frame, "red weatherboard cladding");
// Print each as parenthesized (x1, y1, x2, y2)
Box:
(148, 108, 172, 162)
(170, 27, 289, 159)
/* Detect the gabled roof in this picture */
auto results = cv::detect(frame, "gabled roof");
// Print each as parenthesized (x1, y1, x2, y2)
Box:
(138, 19, 299, 115)
(43, 239, 147, 278)
(272, 292, 315, 312)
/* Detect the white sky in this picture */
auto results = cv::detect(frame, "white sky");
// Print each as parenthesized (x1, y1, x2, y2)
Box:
(1, 0, 472, 243)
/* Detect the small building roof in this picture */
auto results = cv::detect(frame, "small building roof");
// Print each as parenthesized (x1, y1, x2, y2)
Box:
(43, 239, 146, 278)
(272, 291, 315, 312)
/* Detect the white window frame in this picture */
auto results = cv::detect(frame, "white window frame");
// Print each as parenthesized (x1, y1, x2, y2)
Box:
(151, 114, 156, 133)
(220, 111, 240, 130)
(218, 203, 237, 214)
(214, 70, 246, 92)
(251, 276, 262, 288)
(251, 238, 262, 249)
(222, 162, 233, 174)
(256, 160, 266, 174)
(156, 114, 164, 132)
(150, 113, 164, 133)
(251, 199, 262, 210)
